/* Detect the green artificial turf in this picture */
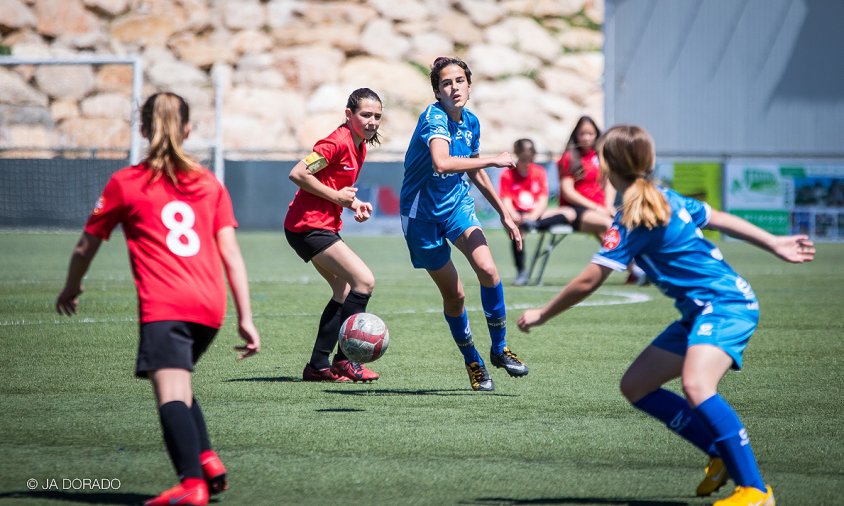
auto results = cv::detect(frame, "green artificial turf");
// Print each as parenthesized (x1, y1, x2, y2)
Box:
(0, 231, 841, 505)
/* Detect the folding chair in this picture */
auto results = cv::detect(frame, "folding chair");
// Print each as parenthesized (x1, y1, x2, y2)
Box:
(525, 223, 573, 285)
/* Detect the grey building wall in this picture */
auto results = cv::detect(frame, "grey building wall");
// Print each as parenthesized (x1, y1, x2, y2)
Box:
(604, 0, 844, 157)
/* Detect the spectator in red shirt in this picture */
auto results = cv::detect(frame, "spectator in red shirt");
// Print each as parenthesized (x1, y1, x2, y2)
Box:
(500, 139, 565, 285)
(284, 88, 382, 383)
(557, 116, 617, 230)
(558, 116, 648, 284)
(56, 92, 260, 506)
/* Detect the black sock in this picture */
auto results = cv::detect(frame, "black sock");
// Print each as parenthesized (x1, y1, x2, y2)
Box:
(190, 397, 212, 453)
(335, 290, 371, 362)
(537, 214, 570, 229)
(510, 239, 525, 273)
(310, 299, 343, 369)
(158, 401, 202, 480)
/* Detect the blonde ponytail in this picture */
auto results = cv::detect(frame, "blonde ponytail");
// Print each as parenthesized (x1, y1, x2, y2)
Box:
(621, 178, 671, 229)
(140, 92, 198, 185)
(598, 125, 671, 230)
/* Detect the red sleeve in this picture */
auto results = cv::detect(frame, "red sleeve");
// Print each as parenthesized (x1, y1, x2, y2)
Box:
(213, 181, 238, 232)
(535, 165, 548, 195)
(499, 169, 514, 199)
(313, 137, 341, 165)
(558, 152, 572, 178)
(84, 176, 125, 240)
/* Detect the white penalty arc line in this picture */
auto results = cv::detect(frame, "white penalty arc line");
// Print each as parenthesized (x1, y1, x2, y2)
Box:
(1, 291, 652, 326)
(386, 290, 652, 315)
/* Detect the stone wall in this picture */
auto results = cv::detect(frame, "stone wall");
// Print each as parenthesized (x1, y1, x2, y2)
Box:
(0, 0, 603, 159)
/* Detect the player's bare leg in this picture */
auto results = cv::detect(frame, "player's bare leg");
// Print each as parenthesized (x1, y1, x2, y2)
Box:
(312, 241, 378, 381)
(428, 260, 493, 391)
(456, 227, 527, 377)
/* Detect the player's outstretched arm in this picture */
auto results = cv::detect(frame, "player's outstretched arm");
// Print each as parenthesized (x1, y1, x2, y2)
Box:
(216, 226, 261, 359)
(429, 138, 515, 174)
(707, 210, 815, 263)
(56, 232, 102, 316)
(518, 263, 611, 332)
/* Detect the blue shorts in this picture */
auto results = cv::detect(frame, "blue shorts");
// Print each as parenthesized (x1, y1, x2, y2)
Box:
(651, 302, 760, 369)
(401, 199, 482, 270)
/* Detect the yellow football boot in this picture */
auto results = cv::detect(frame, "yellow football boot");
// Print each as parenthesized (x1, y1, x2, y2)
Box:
(697, 457, 729, 496)
(713, 485, 775, 506)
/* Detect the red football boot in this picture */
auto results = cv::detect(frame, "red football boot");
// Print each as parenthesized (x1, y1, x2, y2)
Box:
(200, 450, 228, 495)
(144, 478, 208, 506)
(302, 363, 352, 382)
(330, 358, 379, 382)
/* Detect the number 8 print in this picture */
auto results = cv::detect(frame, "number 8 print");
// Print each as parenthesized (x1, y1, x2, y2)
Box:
(162, 201, 200, 257)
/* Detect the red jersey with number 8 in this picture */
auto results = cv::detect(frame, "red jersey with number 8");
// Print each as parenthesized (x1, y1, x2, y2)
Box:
(85, 164, 237, 328)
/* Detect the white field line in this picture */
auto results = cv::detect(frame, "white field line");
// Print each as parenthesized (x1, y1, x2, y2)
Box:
(1, 291, 651, 326)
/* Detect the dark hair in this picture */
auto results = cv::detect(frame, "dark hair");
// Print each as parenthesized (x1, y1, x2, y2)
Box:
(430, 57, 472, 93)
(140, 92, 197, 184)
(565, 115, 601, 180)
(513, 138, 535, 154)
(597, 125, 669, 230)
(344, 87, 382, 147)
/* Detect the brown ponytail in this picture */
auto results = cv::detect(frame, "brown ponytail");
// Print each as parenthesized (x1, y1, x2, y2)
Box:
(140, 92, 198, 185)
(598, 125, 671, 230)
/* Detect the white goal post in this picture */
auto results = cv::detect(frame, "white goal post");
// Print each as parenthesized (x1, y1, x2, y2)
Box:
(0, 55, 144, 164)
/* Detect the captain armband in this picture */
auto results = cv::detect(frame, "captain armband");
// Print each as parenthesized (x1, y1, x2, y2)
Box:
(303, 152, 329, 174)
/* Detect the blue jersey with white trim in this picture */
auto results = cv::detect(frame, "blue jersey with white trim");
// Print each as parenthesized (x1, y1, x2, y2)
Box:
(400, 102, 480, 222)
(592, 188, 758, 319)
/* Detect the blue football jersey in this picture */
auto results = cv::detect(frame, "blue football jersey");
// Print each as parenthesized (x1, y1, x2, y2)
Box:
(400, 102, 481, 222)
(592, 188, 758, 318)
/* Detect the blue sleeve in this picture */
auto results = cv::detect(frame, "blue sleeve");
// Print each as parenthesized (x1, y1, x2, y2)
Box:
(419, 106, 450, 147)
(677, 191, 711, 228)
(591, 223, 650, 272)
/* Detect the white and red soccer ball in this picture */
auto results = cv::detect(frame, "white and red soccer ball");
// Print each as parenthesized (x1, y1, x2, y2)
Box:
(338, 312, 389, 363)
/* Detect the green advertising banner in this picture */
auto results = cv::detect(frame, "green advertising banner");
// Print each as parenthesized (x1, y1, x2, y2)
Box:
(672, 162, 722, 240)
(725, 161, 844, 241)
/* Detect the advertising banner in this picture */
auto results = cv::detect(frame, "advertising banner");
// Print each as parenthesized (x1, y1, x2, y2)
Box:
(724, 161, 844, 241)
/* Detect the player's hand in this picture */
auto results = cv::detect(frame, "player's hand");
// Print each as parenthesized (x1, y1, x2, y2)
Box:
(352, 199, 373, 222)
(56, 284, 83, 316)
(336, 187, 358, 208)
(234, 319, 261, 360)
(502, 213, 523, 251)
(517, 308, 545, 332)
(493, 151, 516, 168)
(772, 235, 815, 263)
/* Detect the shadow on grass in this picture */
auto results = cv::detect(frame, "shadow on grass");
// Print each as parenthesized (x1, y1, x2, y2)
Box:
(225, 376, 301, 383)
(462, 497, 690, 506)
(315, 407, 366, 412)
(323, 388, 518, 397)
(0, 490, 151, 504)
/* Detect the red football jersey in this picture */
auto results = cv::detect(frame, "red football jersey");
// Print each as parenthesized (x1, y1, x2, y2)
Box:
(284, 125, 366, 233)
(84, 164, 237, 328)
(557, 149, 605, 207)
(499, 163, 548, 213)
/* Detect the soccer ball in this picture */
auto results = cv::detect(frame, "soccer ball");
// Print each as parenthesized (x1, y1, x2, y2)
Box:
(338, 312, 389, 363)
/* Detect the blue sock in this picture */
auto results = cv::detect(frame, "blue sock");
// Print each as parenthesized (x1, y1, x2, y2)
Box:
(480, 282, 507, 354)
(695, 394, 766, 492)
(633, 388, 718, 456)
(444, 311, 482, 365)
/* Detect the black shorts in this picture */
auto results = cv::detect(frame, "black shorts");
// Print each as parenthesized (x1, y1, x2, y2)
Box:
(285, 228, 342, 262)
(136, 321, 217, 378)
